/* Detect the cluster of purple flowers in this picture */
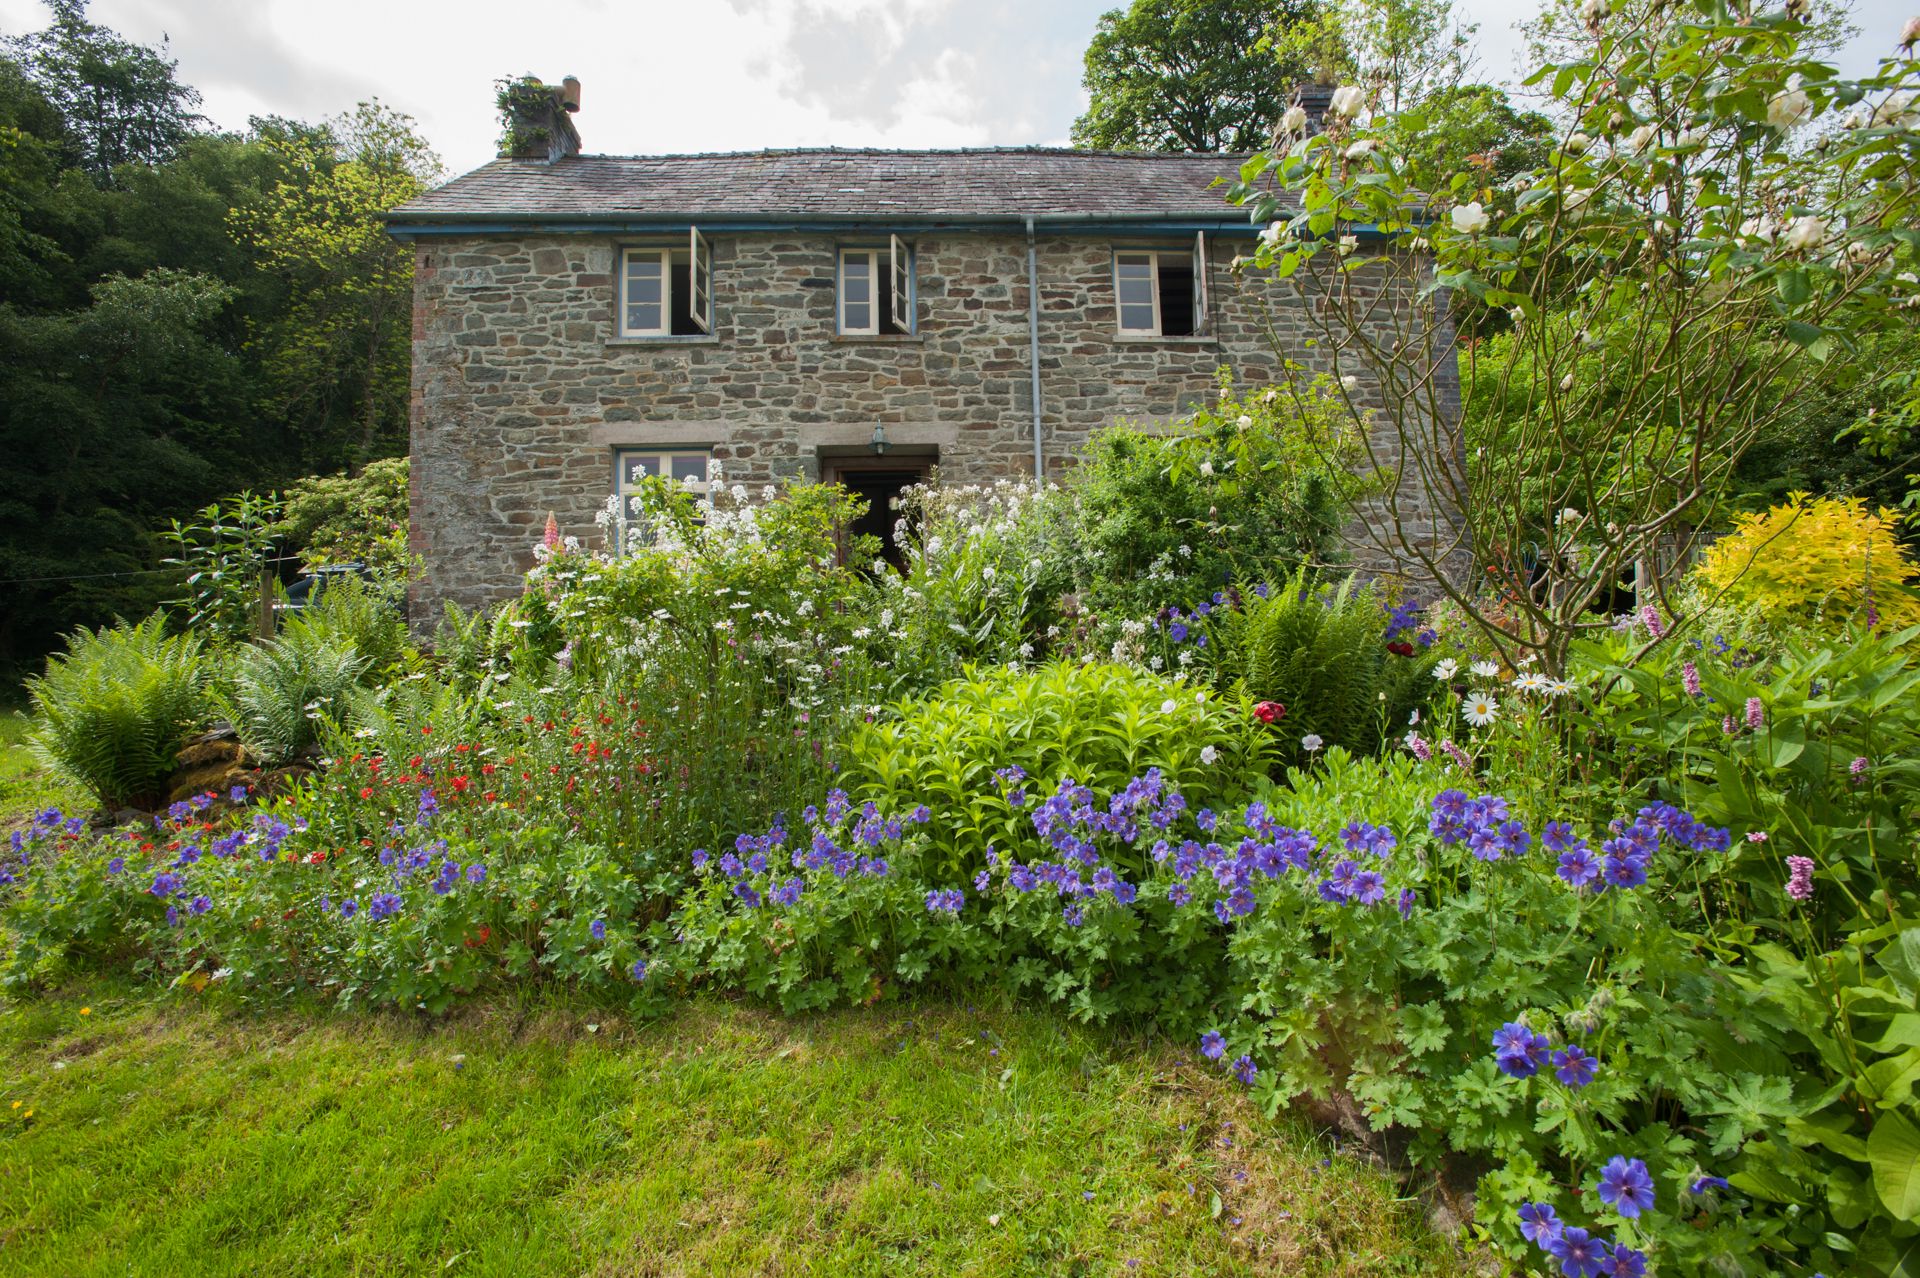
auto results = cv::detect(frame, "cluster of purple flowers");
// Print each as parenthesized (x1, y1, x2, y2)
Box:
(1517, 1157, 1653, 1276)
(367, 892, 404, 921)
(1382, 600, 1435, 647)
(1429, 791, 1530, 861)
(924, 888, 965, 914)
(1492, 1020, 1604, 1087)
(1196, 1031, 1258, 1085)
(707, 792, 932, 909)
(1159, 601, 1212, 647)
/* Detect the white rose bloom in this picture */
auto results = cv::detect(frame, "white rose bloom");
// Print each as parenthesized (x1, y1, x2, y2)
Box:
(1450, 201, 1491, 235)
(1345, 139, 1376, 160)
(1329, 85, 1366, 118)
(1740, 217, 1777, 243)
(1340, 374, 1359, 393)
(1259, 220, 1286, 247)
(1559, 372, 1576, 391)
(1904, 16, 1920, 46)
(1784, 215, 1828, 252)
(1579, 0, 1608, 21)
(1281, 105, 1309, 134)
(1336, 234, 1358, 255)
(1199, 459, 1214, 477)
(1235, 414, 1254, 429)
(1768, 89, 1812, 131)
(1626, 124, 1657, 154)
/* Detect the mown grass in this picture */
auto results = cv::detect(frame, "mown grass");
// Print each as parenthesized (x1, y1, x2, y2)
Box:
(0, 979, 1460, 1277)
(0, 711, 83, 821)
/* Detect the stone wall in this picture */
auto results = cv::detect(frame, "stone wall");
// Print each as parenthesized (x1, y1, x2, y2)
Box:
(407, 230, 1460, 620)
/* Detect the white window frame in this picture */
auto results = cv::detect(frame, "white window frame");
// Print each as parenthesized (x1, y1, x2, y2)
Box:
(618, 237, 713, 338)
(615, 449, 713, 510)
(838, 244, 914, 336)
(1113, 238, 1210, 337)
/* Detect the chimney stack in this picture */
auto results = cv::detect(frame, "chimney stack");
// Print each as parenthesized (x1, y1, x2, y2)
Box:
(1292, 83, 1336, 138)
(499, 76, 582, 164)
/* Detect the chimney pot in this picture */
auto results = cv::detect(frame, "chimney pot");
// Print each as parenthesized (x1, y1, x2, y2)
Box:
(560, 77, 581, 113)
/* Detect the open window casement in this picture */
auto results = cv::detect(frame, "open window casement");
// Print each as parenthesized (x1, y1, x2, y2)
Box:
(688, 226, 713, 334)
(890, 234, 913, 334)
(838, 245, 912, 336)
(619, 237, 712, 337)
(1191, 232, 1210, 335)
(1113, 244, 1204, 337)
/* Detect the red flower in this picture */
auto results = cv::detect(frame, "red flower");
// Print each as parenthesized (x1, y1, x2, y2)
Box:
(1387, 641, 1415, 657)
(359, 787, 375, 800)
(1253, 701, 1287, 724)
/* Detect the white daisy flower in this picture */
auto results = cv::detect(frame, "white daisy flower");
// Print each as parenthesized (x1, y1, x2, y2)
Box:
(1462, 694, 1499, 727)
(1513, 672, 1549, 693)
(1471, 660, 1500, 679)
(1432, 658, 1459, 681)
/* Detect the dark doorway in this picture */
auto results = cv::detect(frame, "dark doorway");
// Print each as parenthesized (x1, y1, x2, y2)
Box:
(822, 458, 932, 572)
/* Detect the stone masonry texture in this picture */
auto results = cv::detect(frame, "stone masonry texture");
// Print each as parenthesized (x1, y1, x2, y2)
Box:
(405, 230, 1460, 622)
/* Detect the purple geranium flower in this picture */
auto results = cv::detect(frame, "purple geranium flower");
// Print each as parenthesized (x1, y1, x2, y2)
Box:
(1596, 1156, 1655, 1219)
(1200, 1031, 1226, 1061)
(1518, 1201, 1563, 1246)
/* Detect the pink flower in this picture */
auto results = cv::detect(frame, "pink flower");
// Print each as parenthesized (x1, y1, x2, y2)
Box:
(1639, 605, 1666, 638)
(1746, 830, 1768, 843)
(1682, 662, 1701, 698)
(1785, 855, 1815, 901)
(1850, 756, 1869, 780)
(1440, 739, 1474, 771)
(1404, 731, 1432, 762)
(1745, 697, 1765, 731)
(1722, 714, 1737, 736)
(543, 512, 561, 549)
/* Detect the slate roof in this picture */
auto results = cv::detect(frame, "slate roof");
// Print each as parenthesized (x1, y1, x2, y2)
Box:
(386, 147, 1265, 224)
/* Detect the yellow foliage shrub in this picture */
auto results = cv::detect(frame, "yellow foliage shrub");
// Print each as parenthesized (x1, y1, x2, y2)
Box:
(1696, 494, 1920, 631)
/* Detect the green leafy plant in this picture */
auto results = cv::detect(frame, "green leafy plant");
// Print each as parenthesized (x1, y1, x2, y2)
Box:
(25, 616, 213, 810)
(842, 661, 1270, 879)
(226, 619, 371, 767)
(1208, 569, 1440, 765)
(160, 492, 286, 644)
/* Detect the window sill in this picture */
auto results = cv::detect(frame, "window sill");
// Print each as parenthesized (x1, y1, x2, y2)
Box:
(829, 333, 924, 344)
(1114, 333, 1219, 345)
(607, 335, 721, 347)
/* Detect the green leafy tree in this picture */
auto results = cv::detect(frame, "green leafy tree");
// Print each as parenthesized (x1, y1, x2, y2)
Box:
(1232, 5, 1920, 672)
(3, 0, 202, 182)
(1071, 0, 1324, 151)
(230, 101, 442, 463)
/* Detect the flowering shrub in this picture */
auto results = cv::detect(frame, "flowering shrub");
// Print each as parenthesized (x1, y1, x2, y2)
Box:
(1054, 372, 1372, 619)
(1696, 493, 1920, 634)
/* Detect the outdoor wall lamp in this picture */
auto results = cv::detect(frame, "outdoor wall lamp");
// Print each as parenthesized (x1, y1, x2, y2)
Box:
(870, 424, 890, 456)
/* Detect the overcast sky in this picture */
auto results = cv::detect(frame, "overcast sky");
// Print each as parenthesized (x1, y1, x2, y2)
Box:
(0, 0, 1911, 177)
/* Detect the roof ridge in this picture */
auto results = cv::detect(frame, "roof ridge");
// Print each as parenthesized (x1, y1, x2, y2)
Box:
(547, 146, 1250, 163)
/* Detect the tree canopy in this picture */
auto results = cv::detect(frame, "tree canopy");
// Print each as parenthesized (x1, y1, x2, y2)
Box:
(1070, 0, 1324, 152)
(0, 2, 438, 678)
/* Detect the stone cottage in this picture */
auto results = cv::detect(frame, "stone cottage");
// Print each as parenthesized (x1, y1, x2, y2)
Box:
(384, 87, 1459, 622)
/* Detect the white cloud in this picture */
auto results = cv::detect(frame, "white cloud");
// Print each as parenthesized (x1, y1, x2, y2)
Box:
(8, 0, 1901, 182)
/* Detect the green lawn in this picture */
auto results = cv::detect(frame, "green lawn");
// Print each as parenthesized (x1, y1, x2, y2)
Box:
(0, 711, 83, 821)
(0, 980, 1458, 1277)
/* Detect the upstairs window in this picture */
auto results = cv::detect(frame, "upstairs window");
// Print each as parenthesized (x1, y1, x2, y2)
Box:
(1114, 236, 1211, 337)
(619, 229, 712, 337)
(839, 237, 914, 335)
